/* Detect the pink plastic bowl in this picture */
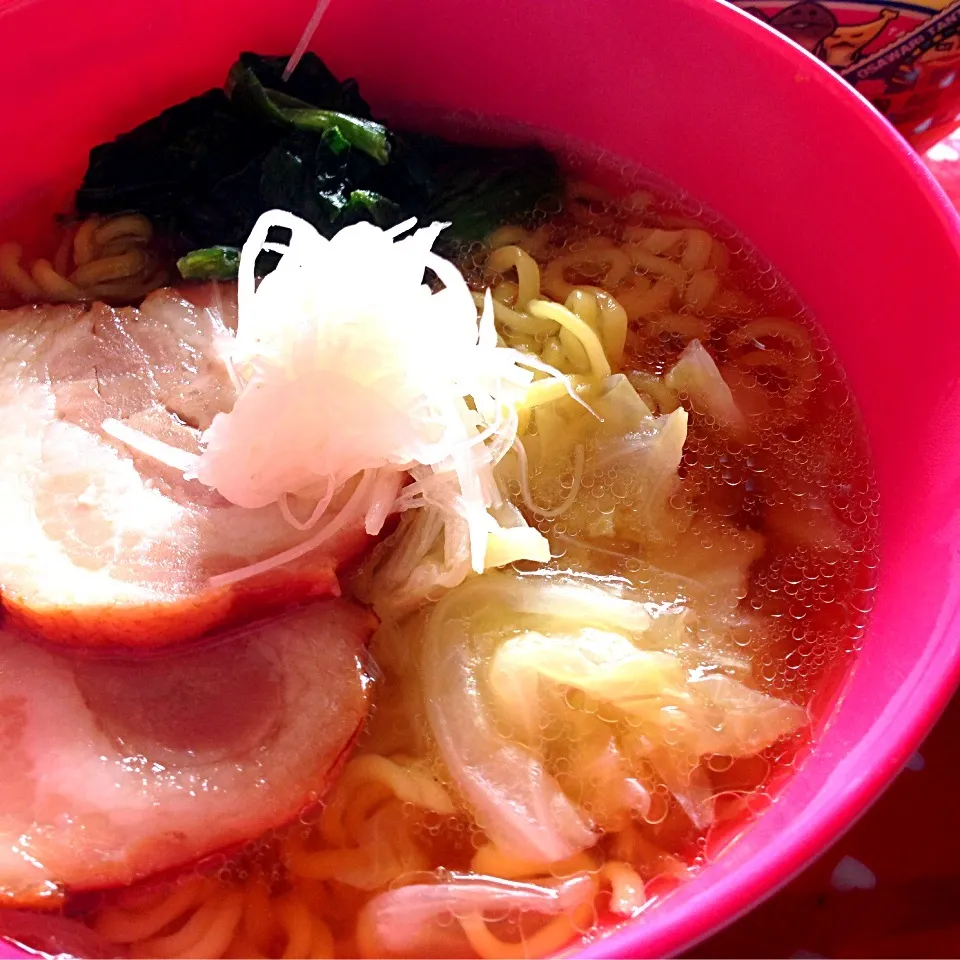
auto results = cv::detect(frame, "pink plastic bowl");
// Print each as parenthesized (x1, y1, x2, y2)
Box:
(2, 0, 960, 956)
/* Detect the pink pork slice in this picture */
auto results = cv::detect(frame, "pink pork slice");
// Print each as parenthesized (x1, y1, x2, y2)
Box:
(0, 598, 375, 906)
(0, 286, 369, 651)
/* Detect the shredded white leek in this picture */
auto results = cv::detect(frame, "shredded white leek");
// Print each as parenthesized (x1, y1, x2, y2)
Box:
(105, 213, 575, 588)
(511, 439, 585, 520)
(208, 468, 378, 588)
(101, 419, 200, 474)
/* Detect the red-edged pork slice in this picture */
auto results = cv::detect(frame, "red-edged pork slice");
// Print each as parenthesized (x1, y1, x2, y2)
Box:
(0, 598, 375, 906)
(0, 285, 369, 651)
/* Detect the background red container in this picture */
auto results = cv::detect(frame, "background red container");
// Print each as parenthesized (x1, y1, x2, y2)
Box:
(734, 0, 960, 149)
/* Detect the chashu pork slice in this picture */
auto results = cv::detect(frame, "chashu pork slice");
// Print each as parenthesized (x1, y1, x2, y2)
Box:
(0, 598, 375, 906)
(0, 286, 370, 651)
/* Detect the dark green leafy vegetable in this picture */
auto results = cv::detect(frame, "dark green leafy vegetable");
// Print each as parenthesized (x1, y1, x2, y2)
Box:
(75, 89, 275, 221)
(176, 246, 241, 281)
(322, 127, 351, 155)
(408, 135, 561, 243)
(227, 56, 390, 164)
(343, 190, 403, 227)
(74, 52, 562, 281)
(233, 53, 373, 119)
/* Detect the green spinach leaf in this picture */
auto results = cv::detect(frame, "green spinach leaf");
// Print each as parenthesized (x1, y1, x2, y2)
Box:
(227, 56, 390, 164)
(176, 246, 242, 281)
(73, 52, 563, 283)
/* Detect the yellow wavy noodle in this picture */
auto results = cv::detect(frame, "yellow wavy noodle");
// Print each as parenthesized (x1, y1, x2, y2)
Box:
(274, 895, 331, 959)
(709, 287, 756, 315)
(237, 880, 277, 957)
(680, 230, 714, 273)
(468, 848, 645, 918)
(542, 240, 631, 302)
(488, 245, 540, 309)
(707, 239, 730, 272)
(511, 208, 822, 414)
(0, 214, 167, 304)
(474, 291, 553, 340)
(727, 317, 819, 407)
(456, 848, 602, 959)
(459, 900, 597, 960)
(487, 225, 554, 260)
(600, 861, 646, 917)
(478, 245, 557, 337)
(340, 780, 397, 847)
(503, 330, 541, 355)
(53, 224, 77, 276)
(480, 207, 755, 381)
(608, 824, 689, 881)
(683, 268, 718, 312)
(137, 889, 243, 959)
(112, 883, 243, 959)
(278, 753, 459, 918)
(286, 804, 427, 889)
(564, 181, 654, 230)
(74, 216, 102, 266)
(616, 276, 677, 322)
(31, 258, 83, 301)
(469, 845, 598, 881)
(520, 374, 591, 416)
(528, 298, 611, 379)
(558, 325, 590, 374)
(568, 287, 628, 370)
(627, 245, 689, 287)
(0, 243, 42, 300)
(626, 371, 680, 414)
(457, 849, 645, 956)
(540, 336, 565, 371)
(480, 247, 628, 383)
(624, 226, 714, 274)
(624, 226, 678, 254)
(86, 622, 693, 960)
(566, 180, 617, 230)
(647, 312, 710, 342)
(228, 884, 336, 959)
(94, 873, 337, 959)
(317, 754, 456, 847)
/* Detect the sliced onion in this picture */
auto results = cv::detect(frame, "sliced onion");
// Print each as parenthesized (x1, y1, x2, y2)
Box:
(422, 582, 597, 863)
(666, 339, 750, 438)
(456, 570, 653, 635)
(358, 873, 595, 958)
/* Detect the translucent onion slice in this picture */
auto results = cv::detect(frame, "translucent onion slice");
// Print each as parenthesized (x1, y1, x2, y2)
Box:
(357, 873, 596, 958)
(423, 585, 597, 863)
